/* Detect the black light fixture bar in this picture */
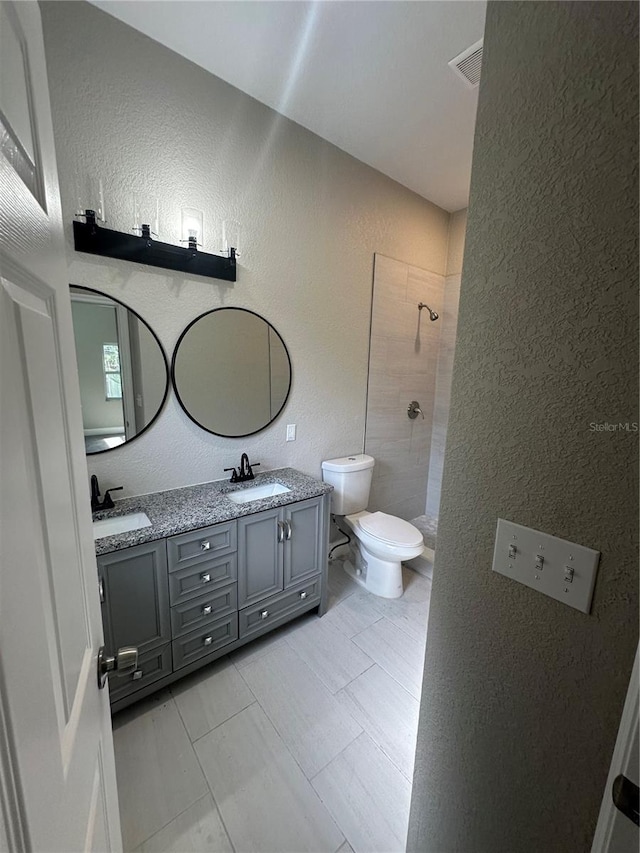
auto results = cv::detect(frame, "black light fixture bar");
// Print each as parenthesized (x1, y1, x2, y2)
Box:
(73, 214, 236, 282)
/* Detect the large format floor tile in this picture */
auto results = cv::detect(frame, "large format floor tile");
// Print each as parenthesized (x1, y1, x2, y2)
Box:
(286, 614, 374, 694)
(239, 645, 363, 777)
(171, 656, 255, 742)
(323, 588, 384, 638)
(336, 664, 420, 779)
(195, 703, 344, 853)
(312, 732, 412, 853)
(352, 617, 425, 699)
(136, 795, 233, 853)
(112, 693, 208, 851)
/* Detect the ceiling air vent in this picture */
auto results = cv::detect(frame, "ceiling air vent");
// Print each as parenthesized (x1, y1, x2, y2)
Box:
(448, 39, 483, 88)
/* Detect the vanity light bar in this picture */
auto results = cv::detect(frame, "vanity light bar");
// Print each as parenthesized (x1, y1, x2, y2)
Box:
(73, 214, 237, 282)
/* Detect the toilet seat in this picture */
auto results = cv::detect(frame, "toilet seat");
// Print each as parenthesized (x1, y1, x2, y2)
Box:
(358, 512, 423, 548)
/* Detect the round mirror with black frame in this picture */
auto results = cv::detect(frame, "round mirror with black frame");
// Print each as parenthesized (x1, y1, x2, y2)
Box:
(69, 285, 169, 454)
(171, 307, 292, 438)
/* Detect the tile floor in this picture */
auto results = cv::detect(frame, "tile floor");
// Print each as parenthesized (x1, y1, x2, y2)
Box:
(112, 560, 432, 853)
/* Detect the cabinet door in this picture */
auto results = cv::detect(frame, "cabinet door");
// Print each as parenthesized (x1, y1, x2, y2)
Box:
(237, 508, 283, 608)
(283, 497, 324, 588)
(98, 540, 170, 657)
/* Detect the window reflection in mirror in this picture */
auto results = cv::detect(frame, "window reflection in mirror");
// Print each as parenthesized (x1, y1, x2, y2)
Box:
(172, 308, 292, 438)
(70, 286, 169, 454)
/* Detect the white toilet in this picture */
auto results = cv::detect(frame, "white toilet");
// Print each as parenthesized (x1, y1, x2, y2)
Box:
(321, 454, 424, 599)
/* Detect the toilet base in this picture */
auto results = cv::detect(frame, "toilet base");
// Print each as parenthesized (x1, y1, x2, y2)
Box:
(342, 545, 404, 599)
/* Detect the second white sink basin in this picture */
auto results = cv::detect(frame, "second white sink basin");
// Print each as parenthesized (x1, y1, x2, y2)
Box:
(226, 482, 291, 504)
(93, 512, 152, 540)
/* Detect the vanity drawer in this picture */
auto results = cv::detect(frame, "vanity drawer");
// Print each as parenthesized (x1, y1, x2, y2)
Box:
(108, 644, 172, 704)
(172, 615, 238, 670)
(167, 520, 237, 571)
(239, 576, 321, 639)
(170, 584, 237, 639)
(169, 553, 237, 606)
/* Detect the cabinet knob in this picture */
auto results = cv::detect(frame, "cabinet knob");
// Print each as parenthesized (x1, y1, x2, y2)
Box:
(202, 604, 213, 615)
(201, 572, 211, 584)
(203, 635, 213, 646)
(260, 610, 269, 620)
(200, 540, 211, 551)
(132, 670, 143, 680)
(299, 591, 308, 600)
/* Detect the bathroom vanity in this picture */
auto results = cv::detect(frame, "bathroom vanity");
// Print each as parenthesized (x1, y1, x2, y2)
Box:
(93, 468, 332, 712)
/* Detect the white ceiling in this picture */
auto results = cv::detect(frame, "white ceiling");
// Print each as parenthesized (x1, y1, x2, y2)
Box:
(90, 1, 486, 212)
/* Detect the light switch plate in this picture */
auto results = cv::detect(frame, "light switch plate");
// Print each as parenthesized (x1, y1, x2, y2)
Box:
(286, 424, 296, 442)
(492, 519, 600, 614)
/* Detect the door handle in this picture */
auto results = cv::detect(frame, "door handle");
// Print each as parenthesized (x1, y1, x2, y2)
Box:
(612, 774, 640, 826)
(97, 645, 138, 688)
(277, 521, 285, 543)
(285, 520, 292, 540)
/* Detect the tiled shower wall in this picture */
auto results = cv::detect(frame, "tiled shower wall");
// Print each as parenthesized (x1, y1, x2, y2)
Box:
(364, 255, 444, 520)
(365, 211, 466, 523)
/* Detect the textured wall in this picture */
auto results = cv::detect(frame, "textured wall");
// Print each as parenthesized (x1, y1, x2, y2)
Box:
(40, 1, 449, 497)
(365, 255, 443, 520)
(409, 3, 638, 852)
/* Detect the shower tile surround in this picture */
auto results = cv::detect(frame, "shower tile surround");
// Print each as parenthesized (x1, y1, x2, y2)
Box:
(365, 255, 444, 521)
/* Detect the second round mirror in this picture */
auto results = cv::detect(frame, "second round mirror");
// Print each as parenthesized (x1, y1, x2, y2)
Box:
(171, 308, 292, 438)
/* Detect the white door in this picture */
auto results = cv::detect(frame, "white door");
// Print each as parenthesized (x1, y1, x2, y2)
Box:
(0, 2, 122, 850)
(591, 645, 639, 853)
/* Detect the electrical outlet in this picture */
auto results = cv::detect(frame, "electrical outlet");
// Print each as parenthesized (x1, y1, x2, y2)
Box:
(286, 424, 296, 442)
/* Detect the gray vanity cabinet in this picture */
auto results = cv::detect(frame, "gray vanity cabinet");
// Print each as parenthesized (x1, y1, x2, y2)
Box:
(237, 496, 324, 610)
(283, 498, 323, 588)
(97, 540, 172, 702)
(237, 508, 283, 607)
(98, 539, 170, 656)
(98, 488, 329, 712)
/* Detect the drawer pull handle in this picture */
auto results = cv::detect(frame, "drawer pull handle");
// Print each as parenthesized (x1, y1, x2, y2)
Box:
(201, 573, 211, 584)
(260, 610, 269, 620)
(132, 670, 143, 681)
(201, 540, 211, 551)
(299, 591, 308, 600)
(203, 636, 213, 646)
(202, 604, 213, 615)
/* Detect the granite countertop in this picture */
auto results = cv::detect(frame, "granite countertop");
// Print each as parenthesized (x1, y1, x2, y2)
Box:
(93, 467, 333, 555)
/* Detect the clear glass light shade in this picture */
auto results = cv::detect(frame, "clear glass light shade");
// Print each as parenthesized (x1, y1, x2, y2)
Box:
(74, 176, 106, 222)
(221, 219, 242, 257)
(181, 207, 204, 248)
(133, 194, 159, 239)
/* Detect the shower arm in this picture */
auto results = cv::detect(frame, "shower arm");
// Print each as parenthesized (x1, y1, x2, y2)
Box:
(418, 302, 439, 321)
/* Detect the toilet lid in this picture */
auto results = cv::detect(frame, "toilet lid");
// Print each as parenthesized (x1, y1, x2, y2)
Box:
(358, 512, 423, 547)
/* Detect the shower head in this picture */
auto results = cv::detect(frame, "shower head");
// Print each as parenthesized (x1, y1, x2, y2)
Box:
(418, 303, 439, 321)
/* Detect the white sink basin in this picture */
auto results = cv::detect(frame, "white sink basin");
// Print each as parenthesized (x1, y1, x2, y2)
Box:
(226, 482, 291, 504)
(93, 512, 152, 540)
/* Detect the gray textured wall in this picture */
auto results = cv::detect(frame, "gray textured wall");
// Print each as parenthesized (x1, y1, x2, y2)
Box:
(408, 3, 638, 852)
(40, 1, 449, 497)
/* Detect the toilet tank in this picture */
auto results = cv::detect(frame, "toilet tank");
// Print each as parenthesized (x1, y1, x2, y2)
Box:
(321, 454, 375, 515)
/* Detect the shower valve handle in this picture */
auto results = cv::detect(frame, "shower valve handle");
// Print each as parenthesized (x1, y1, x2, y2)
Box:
(407, 401, 425, 420)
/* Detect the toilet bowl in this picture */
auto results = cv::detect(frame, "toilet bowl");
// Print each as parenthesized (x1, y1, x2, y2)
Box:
(321, 454, 424, 599)
(343, 510, 424, 598)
